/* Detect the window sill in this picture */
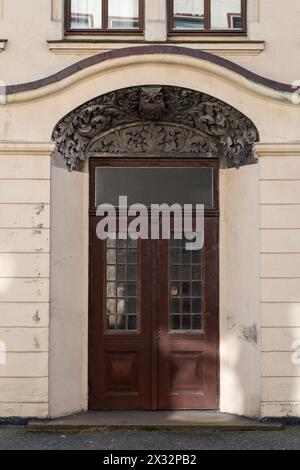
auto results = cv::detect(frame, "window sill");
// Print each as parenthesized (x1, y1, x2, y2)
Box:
(168, 39, 265, 56)
(47, 39, 265, 57)
(0, 40, 7, 53)
(47, 38, 145, 55)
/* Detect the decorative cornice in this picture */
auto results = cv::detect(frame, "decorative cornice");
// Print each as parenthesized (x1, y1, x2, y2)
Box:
(177, 40, 265, 56)
(52, 85, 259, 171)
(254, 142, 300, 157)
(0, 141, 55, 155)
(47, 40, 265, 57)
(5, 45, 294, 96)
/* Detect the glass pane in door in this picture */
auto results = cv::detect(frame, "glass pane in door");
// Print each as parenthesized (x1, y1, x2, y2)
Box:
(169, 234, 203, 331)
(105, 237, 139, 331)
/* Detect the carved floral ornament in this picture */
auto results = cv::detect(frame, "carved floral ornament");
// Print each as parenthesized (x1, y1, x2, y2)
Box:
(52, 86, 259, 171)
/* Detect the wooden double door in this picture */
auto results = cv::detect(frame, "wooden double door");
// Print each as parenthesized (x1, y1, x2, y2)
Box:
(89, 158, 219, 410)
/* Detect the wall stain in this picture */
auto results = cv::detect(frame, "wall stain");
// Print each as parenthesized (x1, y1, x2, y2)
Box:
(35, 204, 45, 215)
(226, 315, 237, 333)
(32, 311, 40, 323)
(227, 315, 258, 346)
(241, 323, 258, 345)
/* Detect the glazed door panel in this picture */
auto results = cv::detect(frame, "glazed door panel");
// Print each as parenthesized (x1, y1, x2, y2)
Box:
(157, 218, 219, 409)
(89, 218, 154, 410)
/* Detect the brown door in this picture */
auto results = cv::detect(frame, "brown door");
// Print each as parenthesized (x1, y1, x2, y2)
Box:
(89, 158, 219, 410)
(89, 224, 154, 409)
(157, 218, 219, 409)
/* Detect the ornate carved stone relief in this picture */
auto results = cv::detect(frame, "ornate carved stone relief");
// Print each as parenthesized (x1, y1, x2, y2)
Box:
(52, 86, 259, 171)
(89, 123, 220, 155)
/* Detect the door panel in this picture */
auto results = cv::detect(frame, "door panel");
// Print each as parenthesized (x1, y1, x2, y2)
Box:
(157, 218, 219, 409)
(89, 218, 153, 409)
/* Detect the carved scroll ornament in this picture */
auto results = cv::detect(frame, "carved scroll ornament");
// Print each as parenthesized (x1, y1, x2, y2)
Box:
(52, 86, 259, 171)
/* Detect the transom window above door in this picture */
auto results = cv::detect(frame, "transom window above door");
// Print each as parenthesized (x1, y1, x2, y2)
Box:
(66, 0, 144, 33)
(169, 0, 247, 34)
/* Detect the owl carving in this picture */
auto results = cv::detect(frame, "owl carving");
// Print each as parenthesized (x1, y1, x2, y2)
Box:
(138, 87, 166, 121)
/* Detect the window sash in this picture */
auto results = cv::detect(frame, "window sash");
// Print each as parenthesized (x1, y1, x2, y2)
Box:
(65, 0, 144, 33)
(169, 0, 247, 34)
(65, 1, 246, 35)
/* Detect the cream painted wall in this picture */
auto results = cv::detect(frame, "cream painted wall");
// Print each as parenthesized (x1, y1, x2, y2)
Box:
(49, 154, 89, 418)
(219, 164, 261, 418)
(257, 145, 300, 418)
(0, 0, 299, 83)
(0, 142, 53, 418)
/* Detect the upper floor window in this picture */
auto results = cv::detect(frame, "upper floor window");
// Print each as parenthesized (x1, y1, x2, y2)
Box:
(65, 0, 144, 33)
(169, 0, 247, 34)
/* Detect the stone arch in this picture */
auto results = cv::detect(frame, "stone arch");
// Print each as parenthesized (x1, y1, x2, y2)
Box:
(52, 85, 259, 171)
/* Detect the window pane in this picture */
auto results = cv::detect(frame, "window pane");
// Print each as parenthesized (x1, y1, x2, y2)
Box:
(169, 233, 203, 331)
(108, 0, 140, 29)
(70, 0, 102, 29)
(118, 266, 126, 281)
(211, 0, 242, 30)
(107, 315, 116, 330)
(128, 266, 137, 281)
(192, 315, 202, 330)
(171, 315, 181, 330)
(183, 315, 192, 330)
(128, 316, 138, 330)
(96, 168, 213, 207)
(173, 0, 204, 30)
(107, 266, 116, 281)
(128, 298, 137, 314)
(117, 298, 126, 314)
(105, 236, 140, 332)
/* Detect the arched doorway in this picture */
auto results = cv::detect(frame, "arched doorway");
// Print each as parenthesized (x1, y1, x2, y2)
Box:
(52, 85, 259, 411)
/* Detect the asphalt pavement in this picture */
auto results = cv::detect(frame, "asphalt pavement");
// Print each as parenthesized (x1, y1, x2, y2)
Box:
(0, 426, 300, 450)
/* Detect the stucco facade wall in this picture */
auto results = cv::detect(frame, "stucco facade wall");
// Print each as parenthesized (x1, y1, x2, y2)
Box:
(219, 165, 261, 418)
(0, 42, 299, 418)
(258, 146, 300, 418)
(0, 142, 53, 418)
(49, 156, 89, 418)
(0, 0, 299, 83)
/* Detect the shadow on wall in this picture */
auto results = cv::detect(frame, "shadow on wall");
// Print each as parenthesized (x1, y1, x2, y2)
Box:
(221, 317, 260, 418)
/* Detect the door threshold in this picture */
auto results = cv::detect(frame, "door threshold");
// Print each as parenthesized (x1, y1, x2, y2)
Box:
(28, 410, 283, 432)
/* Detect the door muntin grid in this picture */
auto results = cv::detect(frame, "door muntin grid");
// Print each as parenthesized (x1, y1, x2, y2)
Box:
(105, 237, 140, 332)
(169, 234, 203, 332)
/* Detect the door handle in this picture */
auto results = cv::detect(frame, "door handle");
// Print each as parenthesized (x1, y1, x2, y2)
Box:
(158, 328, 163, 340)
